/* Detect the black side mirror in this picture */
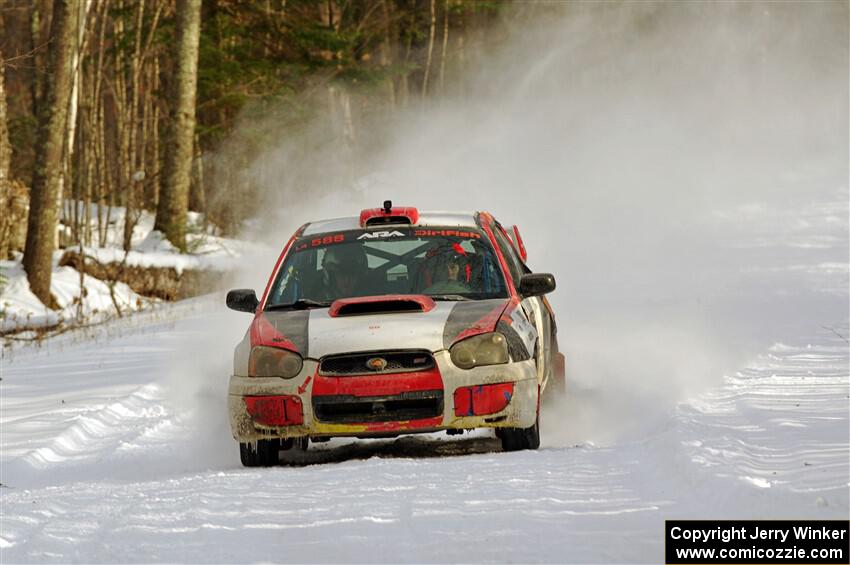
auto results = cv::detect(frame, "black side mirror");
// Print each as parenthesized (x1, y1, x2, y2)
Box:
(226, 289, 259, 313)
(519, 273, 556, 297)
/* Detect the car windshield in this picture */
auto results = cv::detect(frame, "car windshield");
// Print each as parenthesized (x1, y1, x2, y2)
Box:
(266, 227, 508, 307)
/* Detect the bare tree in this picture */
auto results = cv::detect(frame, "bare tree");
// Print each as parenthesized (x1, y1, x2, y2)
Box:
(65, 0, 92, 247)
(438, 0, 449, 94)
(0, 46, 13, 260)
(379, 0, 396, 109)
(23, 0, 80, 308)
(154, 0, 202, 252)
(421, 0, 437, 96)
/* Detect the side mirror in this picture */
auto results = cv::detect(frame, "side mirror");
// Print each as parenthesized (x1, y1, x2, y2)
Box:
(226, 289, 259, 313)
(519, 273, 555, 297)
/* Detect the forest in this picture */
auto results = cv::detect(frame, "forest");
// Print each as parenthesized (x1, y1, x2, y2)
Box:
(0, 0, 509, 313)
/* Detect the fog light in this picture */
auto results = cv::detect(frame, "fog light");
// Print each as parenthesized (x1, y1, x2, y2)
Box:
(244, 395, 304, 426)
(454, 382, 514, 417)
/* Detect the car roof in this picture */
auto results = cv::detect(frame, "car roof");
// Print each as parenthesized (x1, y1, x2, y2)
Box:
(300, 211, 479, 236)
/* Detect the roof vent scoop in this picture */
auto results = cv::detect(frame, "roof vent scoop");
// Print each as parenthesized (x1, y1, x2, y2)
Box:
(360, 202, 419, 227)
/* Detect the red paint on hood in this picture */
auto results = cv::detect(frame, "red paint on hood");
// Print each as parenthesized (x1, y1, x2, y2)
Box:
(249, 314, 298, 353)
(453, 298, 515, 343)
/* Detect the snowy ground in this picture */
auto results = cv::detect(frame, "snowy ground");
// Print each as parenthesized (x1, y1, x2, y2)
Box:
(0, 305, 846, 562)
(1, 192, 847, 562)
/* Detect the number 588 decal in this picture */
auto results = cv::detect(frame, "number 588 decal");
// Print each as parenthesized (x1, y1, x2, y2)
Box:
(295, 234, 345, 250)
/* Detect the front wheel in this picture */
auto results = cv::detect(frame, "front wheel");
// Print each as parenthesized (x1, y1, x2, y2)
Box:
(499, 416, 540, 452)
(240, 439, 280, 467)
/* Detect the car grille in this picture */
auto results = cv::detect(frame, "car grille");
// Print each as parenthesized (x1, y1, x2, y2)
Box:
(319, 350, 435, 376)
(312, 390, 444, 424)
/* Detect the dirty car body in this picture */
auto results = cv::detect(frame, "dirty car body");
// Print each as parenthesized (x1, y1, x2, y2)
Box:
(226, 205, 563, 466)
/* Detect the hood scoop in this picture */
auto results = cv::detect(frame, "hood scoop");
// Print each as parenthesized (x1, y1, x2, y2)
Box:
(329, 295, 436, 318)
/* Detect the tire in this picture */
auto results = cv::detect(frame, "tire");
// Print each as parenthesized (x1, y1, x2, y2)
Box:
(239, 439, 280, 467)
(500, 414, 540, 452)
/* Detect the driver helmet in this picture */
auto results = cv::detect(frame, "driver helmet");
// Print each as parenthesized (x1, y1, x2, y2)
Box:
(322, 245, 367, 276)
(445, 243, 472, 283)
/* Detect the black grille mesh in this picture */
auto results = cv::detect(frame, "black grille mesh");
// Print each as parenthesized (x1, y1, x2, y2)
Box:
(313, 391, 443, 423)
(319, 350, 435, 376)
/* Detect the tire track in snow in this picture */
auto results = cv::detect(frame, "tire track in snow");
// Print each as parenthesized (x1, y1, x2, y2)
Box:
(0, 446, 669, 562)
(676, 330, 849, 507)
(17, 383, 169, 467)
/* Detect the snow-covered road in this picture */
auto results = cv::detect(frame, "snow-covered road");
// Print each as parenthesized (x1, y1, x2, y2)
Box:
(1, 294, 846, 562)
(2, 186, 848, 562)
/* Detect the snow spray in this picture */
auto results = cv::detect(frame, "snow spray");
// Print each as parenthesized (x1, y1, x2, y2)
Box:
(225, 2, 847, 448)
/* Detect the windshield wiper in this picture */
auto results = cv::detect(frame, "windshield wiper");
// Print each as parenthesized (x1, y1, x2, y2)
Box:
(265, 299, 331, 310)
(428, 294, 471, 302)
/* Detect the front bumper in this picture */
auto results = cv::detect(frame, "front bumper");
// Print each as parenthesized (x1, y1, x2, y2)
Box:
(228, 350, 538, 443)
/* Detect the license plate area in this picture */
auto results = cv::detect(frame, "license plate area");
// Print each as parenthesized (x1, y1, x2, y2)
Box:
(312, 390, 444, 423)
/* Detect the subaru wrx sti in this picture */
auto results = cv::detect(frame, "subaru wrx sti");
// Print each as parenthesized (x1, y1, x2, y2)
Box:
(226, 202, 564, 466)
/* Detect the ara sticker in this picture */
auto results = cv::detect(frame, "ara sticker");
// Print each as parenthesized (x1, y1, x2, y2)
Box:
(357, 230, 406, 240)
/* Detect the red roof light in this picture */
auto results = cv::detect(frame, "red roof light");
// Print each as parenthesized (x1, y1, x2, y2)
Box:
(359, 203, 419, 227)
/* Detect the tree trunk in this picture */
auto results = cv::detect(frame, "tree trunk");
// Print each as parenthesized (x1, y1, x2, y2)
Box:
(455, 3, 466, 98)
(438, 0, 449, 94)
(23, 0, 79, 309)
(421, 0, 436, 97)
(397, 8, 412, 107)
(0, 47, 14, 259)
(189, 133, 205, 214)
(65, 0, 92, 246)
(154, 0, 201, 252)
(379, 0, 395, 110)
(145, 53, 160, 210)
(29, 4, 43, 120)
(122, 0, 147, 252)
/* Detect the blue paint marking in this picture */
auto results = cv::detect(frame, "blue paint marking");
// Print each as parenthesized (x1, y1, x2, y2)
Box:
(503, 391, 512, 402)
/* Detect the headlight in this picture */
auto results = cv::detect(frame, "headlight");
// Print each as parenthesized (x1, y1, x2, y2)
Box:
(449, 332, 509, 369)
(248, 346, 303, 378)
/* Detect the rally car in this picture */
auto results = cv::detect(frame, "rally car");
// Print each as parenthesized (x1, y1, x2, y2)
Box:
(226, 202, 564, 466)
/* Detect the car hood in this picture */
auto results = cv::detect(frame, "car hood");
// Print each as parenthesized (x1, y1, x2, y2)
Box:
(253, 297, 511, 359)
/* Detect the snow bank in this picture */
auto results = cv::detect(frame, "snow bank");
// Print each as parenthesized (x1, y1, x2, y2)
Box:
(69, 232, 246, 276)
(1, 201, 259, 336)
(0, 258, 146, 335)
